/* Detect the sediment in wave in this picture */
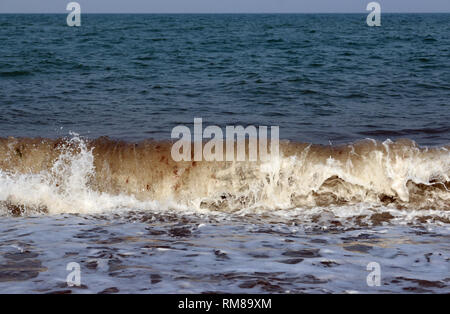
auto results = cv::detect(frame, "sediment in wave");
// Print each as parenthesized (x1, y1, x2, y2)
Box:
(0, 136, 448, 215)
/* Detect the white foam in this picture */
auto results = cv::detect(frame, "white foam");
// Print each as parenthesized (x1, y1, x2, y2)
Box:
(0, 134, 448, 225)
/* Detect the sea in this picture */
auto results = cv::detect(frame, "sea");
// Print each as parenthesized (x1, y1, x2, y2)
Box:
(0, 14, 448, 293)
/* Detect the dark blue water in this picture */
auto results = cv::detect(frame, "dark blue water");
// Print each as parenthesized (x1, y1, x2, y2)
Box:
(0, 14, 449, 145)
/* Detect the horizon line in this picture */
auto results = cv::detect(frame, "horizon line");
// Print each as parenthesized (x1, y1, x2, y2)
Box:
(1, 11, 450, 14)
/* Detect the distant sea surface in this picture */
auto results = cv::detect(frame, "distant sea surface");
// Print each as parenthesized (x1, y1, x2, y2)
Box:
(0, 14, 449, 145)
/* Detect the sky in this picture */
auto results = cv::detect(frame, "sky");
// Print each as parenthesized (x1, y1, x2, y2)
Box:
(1, 0, 450, 13)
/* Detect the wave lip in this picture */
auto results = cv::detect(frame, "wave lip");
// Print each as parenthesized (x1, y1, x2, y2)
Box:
(0, 135, 448, 218)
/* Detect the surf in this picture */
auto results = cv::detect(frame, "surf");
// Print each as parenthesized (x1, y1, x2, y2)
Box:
(0, 134, 448, 218)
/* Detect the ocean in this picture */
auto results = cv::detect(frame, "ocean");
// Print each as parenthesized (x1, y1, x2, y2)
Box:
(0, 14, 449, 293)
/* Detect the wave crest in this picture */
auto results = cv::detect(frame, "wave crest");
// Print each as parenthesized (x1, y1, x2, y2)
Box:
(0, 135, 448, 217)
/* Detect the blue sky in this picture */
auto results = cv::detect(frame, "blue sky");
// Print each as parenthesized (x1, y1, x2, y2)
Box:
(1, 0, 450, 13)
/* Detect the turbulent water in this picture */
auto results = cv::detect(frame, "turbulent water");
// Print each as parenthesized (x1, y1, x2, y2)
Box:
(0, 14, 449, 293)
(0, 136, 449, 218)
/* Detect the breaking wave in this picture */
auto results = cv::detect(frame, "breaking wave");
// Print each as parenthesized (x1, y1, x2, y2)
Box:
(0, 134, 448, 224)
